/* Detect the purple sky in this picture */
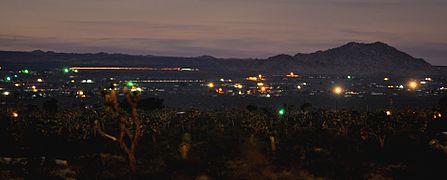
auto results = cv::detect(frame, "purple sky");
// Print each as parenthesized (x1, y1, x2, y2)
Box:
(1, 0, 446, 65)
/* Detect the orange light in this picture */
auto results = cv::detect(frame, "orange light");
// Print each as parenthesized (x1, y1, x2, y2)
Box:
(207, 82, 214, 88)
(257, 82, 264, 87)
(333, 86, 343, 95)
(247, 76, 258, 81)
(77, 90, 86, 98)
(287, 72, 299, 78)
(11, 112, 19, 118)
(408, 81, 418, 89)
(260, 86, 267, 92)
(234, 84, 243, 89)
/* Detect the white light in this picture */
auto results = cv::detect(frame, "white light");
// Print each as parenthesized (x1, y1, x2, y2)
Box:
(3, 91, 10, 96)
(386, 110, 392, 116)
(297, 85, 302, 89)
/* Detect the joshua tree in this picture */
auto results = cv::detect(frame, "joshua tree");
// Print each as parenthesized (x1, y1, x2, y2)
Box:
(95, 86, 142, 173)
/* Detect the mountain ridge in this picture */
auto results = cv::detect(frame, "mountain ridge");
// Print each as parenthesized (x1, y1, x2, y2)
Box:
(0, 42, 437, 76)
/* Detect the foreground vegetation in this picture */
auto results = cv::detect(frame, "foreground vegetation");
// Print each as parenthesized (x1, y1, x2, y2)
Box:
(1, 97, 447, 179)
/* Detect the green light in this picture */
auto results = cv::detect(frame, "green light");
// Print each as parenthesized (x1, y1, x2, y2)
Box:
(5, 76, 11, 81)
(63, 68, 70, 73)
(21, 69, 29, 74)
(127, 81, 135, 87)
(278, 108, 286, 116)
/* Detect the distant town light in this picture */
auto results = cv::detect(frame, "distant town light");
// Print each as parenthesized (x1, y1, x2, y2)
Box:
(63, 68, 70, 73)
(278, 108, 286, 116)
(408, 81, 418, 89)
(234, 84, 243, 89)
(297, 85, 302, 90)
(216, 88, 224, 94)
(11, 112, 19, 118)
(207, 82, 214, 88)
(247, 76, 258, 81)
(287, 72, 299, 78)
(5, 76, 11, 82)
(347, 75, 352, 79)
(425, 77, 432, 81)
(37, 78, 43, 83)
(127, 81, 135, 87)
(21, 69, 29, 74)
(131, 87, 143, 92)
(260, 86, 267, 92)
(384, 77, 390, 81)
(3, 91, 10, 96)
(386, 110, 392, 116)
(333, 86, 343, 95)
(77, 90, 86, 98)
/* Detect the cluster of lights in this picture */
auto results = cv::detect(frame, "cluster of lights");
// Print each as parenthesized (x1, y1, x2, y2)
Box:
(286, 72, 299, 78)
(215, 88, 224, 94)
(130, 86, 143, 92)
(234, 84, 243, 89)
(77, 90, 86, 98)
(433, 112, 442, 119)
(20, 69, 30, 74)
(246, 74, 265, 81)
(81, 79, 94, 84)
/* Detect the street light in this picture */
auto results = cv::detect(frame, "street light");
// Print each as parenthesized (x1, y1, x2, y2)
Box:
(408, 81, 418, 89)
(11, 112, 19, 118)
(207, 82, 214, 88)
(278, 108, 286, 117)
(333, 86, 343, 111)
(333, 86, 343, 95)
(386, 110, 392, 116)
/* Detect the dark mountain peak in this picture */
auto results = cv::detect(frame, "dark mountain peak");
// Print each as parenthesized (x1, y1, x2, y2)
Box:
(267, 54, 293, 60)
(197, 55, 217, 60)
(31, 50, 46, 54)
(337, 41, 393, 51)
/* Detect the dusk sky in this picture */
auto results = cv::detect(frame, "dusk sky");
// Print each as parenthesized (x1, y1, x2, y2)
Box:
(1, 0, 446, 65)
